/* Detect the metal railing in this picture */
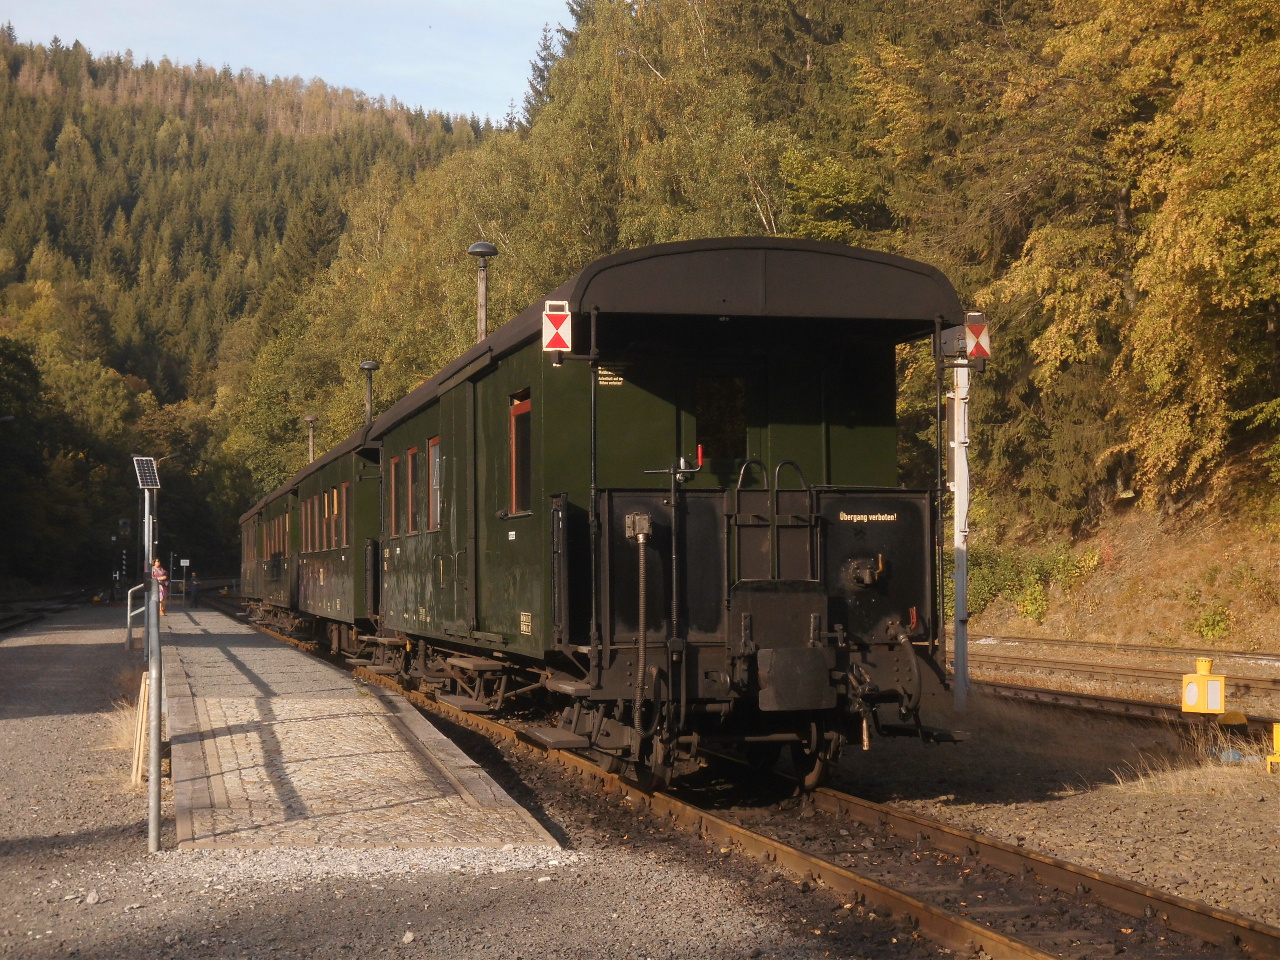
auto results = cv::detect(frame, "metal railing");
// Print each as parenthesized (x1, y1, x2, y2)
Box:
(124, 582, 146, 650)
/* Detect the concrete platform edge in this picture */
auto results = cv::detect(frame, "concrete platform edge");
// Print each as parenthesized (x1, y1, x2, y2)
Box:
(365, 685, 558, 848)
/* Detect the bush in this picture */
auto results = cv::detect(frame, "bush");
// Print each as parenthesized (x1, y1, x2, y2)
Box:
(1192, 601, 1233, 641)
(953, 543, 1100, 624)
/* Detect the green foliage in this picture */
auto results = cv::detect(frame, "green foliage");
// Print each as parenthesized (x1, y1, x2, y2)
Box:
(11, 0, 1280, 585)
(962, 543, 1100, 624)
(0, 29, 480, 587)
(1192, 601, 1233, 641)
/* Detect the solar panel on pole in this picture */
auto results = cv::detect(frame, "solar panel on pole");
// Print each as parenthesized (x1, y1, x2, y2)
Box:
(133, 456, 161, 489)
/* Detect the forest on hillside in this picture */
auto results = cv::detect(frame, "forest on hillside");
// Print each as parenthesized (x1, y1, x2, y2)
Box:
(2, 0, 1278, 593)
(0, 26, 489, 588)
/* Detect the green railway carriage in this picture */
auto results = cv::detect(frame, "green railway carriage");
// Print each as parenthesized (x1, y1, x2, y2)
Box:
(239, 489, 298, 614)
(357, 238, 963, 785)
(239, 430, 383, 643)
(240, 237, 965, 787)
(294, 431, 383, 648)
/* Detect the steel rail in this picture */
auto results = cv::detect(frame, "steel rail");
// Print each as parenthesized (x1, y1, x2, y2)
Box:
(813, 786, 1280, 958)
(0, 611, 44, 633)
(978, 634, 1280, 668)
(962, 652, 1280, 697)
(972, 678, 1280, 734)
(350, 667, 1055, 960)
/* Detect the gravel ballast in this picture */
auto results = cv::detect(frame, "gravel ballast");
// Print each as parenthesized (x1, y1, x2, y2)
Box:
(1, 606, 945, 960)
(834, 689, 1280, 927)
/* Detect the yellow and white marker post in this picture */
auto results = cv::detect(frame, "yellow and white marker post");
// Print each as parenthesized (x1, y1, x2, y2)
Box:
(1267, 724, 1280, 774)
(1181, 657, 1226, 716)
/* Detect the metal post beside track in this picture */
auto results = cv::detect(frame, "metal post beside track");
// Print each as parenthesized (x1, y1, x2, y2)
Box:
(951, 360, 971, 711)
(132, 455, 163, 853)
(147, 574, 162, 853)
(941, 315, 988, 712)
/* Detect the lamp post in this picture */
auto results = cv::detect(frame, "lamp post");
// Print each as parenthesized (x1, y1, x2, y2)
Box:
(304, 414, 318, 462)
(467, 241, 498, 343)
(360, 361, 380, 427)
(132, 456, 162, 853)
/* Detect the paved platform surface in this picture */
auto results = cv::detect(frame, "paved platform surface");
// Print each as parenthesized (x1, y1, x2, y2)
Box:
(163, 609, 555, 850)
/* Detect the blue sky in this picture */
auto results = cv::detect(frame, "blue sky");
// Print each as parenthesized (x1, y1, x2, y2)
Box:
(5, 1, 573, 119)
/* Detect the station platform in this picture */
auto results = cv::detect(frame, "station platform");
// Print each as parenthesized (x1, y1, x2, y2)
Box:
(162, 609, 556, 850)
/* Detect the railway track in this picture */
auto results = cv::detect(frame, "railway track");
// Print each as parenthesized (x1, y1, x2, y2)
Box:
(0, 611, 45, 633)
(979, 634, 1280, 670)
(203, 597, 1280, 958)
(964, 652, 1280, 698)
(972, 679, 1280, 735)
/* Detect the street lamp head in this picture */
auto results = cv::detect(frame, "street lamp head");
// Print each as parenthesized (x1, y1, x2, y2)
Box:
(360, 360, 380, 372)
(468, 241, 498, 258)
(303, 414, 318, 424)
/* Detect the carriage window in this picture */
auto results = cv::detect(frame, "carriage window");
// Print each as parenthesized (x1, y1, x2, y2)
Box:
(331, 487, 339, 548)
(406, 447, 419, 533)
(389, 455, 400, 536)
(342, 482, 351, 546)
(696, 377, 748, 462)
(323, 491, 332, 550)
(510, 392, 532, 514)
(428, 437, 441, 530)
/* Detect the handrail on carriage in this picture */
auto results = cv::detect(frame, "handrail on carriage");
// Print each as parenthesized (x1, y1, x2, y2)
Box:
(735, 458, 768, 491)
(772, 459, 809, 491)
(124, 582, 146, 650)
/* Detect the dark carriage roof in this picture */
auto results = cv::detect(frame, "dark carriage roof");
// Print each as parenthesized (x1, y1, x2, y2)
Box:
(368, 238, 963, 441)
(241, 238, 963, 520)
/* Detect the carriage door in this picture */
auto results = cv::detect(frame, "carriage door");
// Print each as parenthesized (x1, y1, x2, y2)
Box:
(438, 383, 475, 635)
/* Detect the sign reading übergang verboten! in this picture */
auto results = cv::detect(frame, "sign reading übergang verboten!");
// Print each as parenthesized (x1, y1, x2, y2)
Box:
(542, 301, 571, 352)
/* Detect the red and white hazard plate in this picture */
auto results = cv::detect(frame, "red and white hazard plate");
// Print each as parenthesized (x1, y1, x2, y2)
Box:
(542, 301, 571, 352)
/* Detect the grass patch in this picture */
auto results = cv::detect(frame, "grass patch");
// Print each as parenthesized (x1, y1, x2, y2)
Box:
(1111, 721, 1279, 799)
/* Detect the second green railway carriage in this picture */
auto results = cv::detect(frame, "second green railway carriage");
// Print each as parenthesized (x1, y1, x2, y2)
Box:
(295, 431, 382, 650)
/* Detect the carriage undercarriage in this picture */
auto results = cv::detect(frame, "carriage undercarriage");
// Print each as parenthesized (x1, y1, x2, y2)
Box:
(247, 601, 942, 790)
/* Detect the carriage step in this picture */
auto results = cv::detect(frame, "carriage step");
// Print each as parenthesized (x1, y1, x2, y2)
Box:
(524, 727, 589, 750)
(346, 658, 373, 666)
(545, 676, 592, 697)
(446, 655, 505, 673)
(436, 693, 491, 713)
(363, 665, 399, 676)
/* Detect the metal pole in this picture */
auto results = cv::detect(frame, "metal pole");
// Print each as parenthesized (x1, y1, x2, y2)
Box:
(951, 360, 972, 711)
(361, 362, 379, 428)
(147, 572, 162, 852)
(476, 255, 488, 343)
(144, 490, 153, 569)
(305, 415, 318, 462)
(143, 490, 153, 663)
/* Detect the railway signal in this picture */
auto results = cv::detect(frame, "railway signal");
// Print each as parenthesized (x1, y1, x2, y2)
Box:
(939, 312, 990, 711)
(964, 320, 990, 360)
(1181, 657, 1226, 715)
